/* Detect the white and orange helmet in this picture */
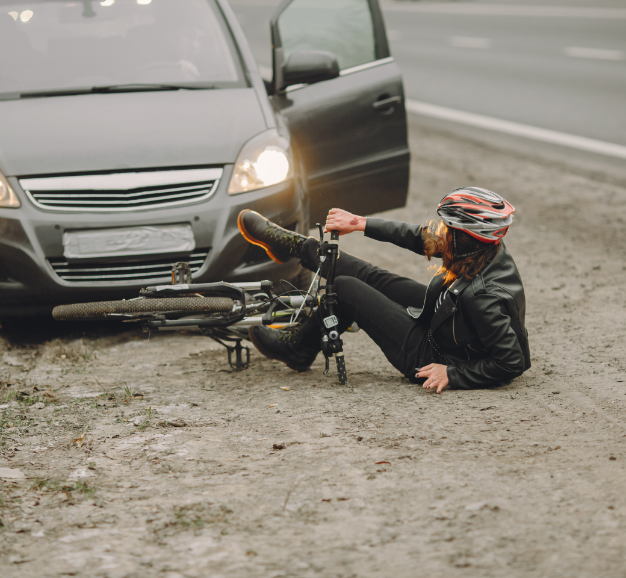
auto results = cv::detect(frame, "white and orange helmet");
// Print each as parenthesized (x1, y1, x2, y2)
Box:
(437, 187, 515, 244)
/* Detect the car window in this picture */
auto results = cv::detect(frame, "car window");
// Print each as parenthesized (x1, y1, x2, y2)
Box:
(0, 0, 245, 95)
(277, 0, 376, 72)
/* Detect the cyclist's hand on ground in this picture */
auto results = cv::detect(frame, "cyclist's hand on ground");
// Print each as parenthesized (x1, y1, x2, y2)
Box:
(416, 363, 450, 394)
(325, 208, 366, 236)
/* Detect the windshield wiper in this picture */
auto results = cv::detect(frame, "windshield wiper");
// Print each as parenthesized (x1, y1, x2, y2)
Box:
(18, 83, 216, 99)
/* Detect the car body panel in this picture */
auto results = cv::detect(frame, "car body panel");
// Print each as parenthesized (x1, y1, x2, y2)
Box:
(214, 0, 277, 129)
(269, 0, 410, 224)
(274, 60, 409, 224)
(0, 89, 267, 177)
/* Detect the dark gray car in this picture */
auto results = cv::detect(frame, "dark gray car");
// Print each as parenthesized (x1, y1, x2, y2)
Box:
(0, 0, 409, 316)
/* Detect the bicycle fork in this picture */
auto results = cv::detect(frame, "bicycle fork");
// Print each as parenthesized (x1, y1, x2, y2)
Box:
(318, 227, 348, 386)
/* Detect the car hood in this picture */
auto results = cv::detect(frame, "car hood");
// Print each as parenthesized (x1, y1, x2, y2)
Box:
(0, 89, 268, 176)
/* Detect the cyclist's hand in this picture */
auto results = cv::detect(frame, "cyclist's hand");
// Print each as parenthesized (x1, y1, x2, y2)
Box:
(416, 363, 450, 394)
(325, 208, 366, 236)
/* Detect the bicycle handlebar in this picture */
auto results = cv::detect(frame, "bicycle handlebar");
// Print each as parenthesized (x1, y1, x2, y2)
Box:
(318, 228, 348, 385)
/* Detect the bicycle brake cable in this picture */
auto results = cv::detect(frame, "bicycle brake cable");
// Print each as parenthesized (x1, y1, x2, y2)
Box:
(290, 267, 321, 325)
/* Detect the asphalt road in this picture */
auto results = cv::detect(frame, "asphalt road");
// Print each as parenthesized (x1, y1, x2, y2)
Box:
(228, 0, 626, 149)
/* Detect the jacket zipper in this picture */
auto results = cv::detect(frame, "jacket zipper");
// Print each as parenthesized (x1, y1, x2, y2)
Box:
(452, 310, 458, 345)
(452, 307, 472, 361)
(452, 300, 471, 361)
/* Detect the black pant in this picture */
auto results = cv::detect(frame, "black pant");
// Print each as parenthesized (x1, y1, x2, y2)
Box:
(300, 238, 434, 379)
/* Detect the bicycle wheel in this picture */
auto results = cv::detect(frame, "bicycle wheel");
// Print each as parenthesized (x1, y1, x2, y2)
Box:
(53, 296, 234, 321)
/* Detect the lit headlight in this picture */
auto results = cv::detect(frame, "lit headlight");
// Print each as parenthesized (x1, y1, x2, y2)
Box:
(228, 129, 293, 195)
(0, 171, 20, 208)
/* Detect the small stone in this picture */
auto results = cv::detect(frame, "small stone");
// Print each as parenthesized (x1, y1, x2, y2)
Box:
(0, 468, 26, 480)
(464, 501, 488, 511)
(166, 419, 186, 427)
(68, 467, 94, 480)
(2, 353, 26, 367)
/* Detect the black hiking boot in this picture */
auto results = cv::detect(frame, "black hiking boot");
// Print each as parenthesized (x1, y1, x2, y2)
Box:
(249, 325, 320, 372)
(238, 209, 308, 264)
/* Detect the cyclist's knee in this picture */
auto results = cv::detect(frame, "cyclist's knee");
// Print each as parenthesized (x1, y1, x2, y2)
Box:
(334, 275, 363, 299)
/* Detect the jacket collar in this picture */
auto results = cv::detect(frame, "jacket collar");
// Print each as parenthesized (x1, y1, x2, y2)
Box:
(448, 276, 472, 298)
(445, 243, 505, 297)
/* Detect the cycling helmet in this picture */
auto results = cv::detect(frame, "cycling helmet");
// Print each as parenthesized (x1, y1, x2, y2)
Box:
(437, 187, 515, 244)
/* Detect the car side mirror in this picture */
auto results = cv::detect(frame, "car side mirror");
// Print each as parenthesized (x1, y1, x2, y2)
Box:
(282, 50, 339, 89)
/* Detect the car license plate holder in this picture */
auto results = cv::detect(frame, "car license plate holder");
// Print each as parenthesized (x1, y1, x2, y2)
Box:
(63, 224, 196, 260)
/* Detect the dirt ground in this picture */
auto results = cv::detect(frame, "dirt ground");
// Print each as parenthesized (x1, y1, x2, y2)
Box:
(1, 116, 625, 578)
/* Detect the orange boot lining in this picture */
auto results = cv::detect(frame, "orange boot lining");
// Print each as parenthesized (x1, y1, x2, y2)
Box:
(237, 211, 286, 264)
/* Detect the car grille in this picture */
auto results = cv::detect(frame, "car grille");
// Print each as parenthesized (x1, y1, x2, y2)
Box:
(48, 250, 209, 283)
(20, 168, 223, 212)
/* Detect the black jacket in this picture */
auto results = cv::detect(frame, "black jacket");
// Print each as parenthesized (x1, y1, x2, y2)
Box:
(365, 218, 531, 389)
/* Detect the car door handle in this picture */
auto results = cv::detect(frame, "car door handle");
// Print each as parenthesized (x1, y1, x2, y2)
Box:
(372, 95, 402, 110)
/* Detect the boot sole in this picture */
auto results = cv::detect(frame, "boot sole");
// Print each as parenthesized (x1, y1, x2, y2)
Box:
(237, 210, 286, 265)
(248, 327, 311, 373)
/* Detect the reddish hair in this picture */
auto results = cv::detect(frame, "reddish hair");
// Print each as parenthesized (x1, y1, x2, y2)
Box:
(422, 221, 497, 286)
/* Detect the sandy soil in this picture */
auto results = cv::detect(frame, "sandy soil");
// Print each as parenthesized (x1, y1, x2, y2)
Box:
(1, 117, 625, 578)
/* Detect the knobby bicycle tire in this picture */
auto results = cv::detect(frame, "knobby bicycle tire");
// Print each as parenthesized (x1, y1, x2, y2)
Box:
(53, 296, 234, 321)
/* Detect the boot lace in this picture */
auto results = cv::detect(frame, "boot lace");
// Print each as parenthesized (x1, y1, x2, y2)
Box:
(277, 327, 299, 345)
(266, 223, 305, 257)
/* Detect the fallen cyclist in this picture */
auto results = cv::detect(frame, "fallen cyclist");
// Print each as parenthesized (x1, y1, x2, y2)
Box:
(238, 187, 530, 393)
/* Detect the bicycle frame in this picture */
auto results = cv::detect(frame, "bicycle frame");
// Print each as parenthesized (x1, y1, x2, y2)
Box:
(54, 226, 349, 383)
(135, 279, 316, 370)
(142, 226, 348, 383)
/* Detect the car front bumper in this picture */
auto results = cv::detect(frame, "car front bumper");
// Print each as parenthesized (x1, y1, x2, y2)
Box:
(0, 166, 306, 316)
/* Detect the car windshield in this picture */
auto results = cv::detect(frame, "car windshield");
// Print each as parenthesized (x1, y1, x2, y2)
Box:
(0, 0, 243, 97)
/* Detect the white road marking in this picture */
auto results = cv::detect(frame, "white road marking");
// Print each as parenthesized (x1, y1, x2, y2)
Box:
(380, 2, 626, 19)
(564, 47, 625, 61)
(228, 0, 279, 5)
(405, 99, 626, 160)
(449, 36, 492, 49)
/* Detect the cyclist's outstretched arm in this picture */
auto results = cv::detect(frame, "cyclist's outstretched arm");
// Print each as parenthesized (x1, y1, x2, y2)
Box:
(325, 208, 431, 256)
(364, 218, 429, 255)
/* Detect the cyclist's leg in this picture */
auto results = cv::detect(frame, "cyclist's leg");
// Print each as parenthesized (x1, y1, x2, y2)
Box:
(300, 275, 431, 377)
(300, 238, 426, 309)
(249, 274, 433, 376)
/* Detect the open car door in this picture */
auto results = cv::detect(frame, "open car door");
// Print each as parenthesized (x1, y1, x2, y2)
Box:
(270, 0, 410, 225)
